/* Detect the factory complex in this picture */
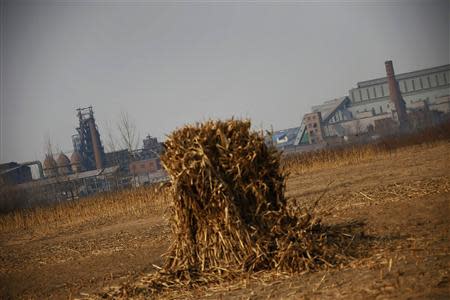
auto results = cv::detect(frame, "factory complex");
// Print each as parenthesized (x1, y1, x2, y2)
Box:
(1, 60, 449, 206)
(0, 106, 168, 206)
(270, 61, 450, 152)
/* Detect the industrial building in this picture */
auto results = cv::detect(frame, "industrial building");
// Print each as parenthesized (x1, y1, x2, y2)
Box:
(3, 61, 449, 207)
(128, 135, 166, 186)
(0, 162, 32, 185)
(3, 107, 168, 207)
(17, 166, 122, 204)
(71, 106, 106, 171)
(270, 61, 450, 152)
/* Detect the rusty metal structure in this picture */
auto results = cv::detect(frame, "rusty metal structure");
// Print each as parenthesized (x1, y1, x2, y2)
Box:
(72, 107, 106, 171)
(385, 60, 409, 130)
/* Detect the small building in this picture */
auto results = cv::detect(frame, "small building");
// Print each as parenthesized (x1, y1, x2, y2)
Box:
(129, 158, 167, 186)
(0, 162, 32, 185)
(303, 112, 325, 144)
(16, 165, 122, 205)
(140, 135, 164, 159)
(267, 127, 302, 148)
(143, 135, 163, 153)
(129, 158, 160, 175)
(105, 149, 130, 172)
(266, 127, 326, 154)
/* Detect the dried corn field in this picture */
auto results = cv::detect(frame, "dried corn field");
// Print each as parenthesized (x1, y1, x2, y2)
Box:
(0, 134, 449, 299)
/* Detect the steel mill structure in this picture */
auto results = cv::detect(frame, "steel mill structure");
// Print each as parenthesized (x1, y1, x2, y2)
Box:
(1, 106, 167, 209)
(72, 106, 106, 171)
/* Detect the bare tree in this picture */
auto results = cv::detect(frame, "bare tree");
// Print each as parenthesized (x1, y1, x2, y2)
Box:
(117, 111, 140, 153)
(103, 120, 122, 169)
(104, 120, 118, 153)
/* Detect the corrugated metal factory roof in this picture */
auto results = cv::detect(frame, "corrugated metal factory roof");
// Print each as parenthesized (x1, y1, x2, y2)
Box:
(0, 165, 25, 175)
(17, 165, 120, 189)
(312, 96, 349, 122)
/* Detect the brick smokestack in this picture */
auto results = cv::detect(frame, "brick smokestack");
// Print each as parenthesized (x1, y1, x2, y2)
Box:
(385, 60, 408, 129)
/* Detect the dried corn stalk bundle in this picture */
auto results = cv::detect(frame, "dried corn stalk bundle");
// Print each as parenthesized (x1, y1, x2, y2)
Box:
(96, 120, 363, 299)
(149, 119, 347, 290)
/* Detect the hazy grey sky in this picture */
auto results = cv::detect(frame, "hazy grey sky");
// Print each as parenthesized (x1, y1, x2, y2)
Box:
(1, 0, 449, 163)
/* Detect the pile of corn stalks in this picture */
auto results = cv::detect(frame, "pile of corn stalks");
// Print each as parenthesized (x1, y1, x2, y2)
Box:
(122, 120, 354, 295)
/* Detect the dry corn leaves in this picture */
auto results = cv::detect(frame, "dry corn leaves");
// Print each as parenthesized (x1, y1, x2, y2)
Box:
(102, 119, 356, 298)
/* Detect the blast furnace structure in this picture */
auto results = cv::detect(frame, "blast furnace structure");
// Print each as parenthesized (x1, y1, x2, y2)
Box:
(72, 106, 106, 171)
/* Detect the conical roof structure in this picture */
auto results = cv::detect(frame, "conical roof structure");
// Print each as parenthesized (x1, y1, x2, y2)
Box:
(70, 151, 83, 173)
(56, 153, 71, 167)
(57, 152, 72, 175)
(43, 154, 57, 169)
(43, 154, 58, 177)
(70, 151, 82, 165)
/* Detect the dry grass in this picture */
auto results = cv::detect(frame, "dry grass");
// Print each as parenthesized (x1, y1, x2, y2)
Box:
(283, 145, 382, 174)
(0, 186, 170, 234)
(0, 180, 30, 214)
(283, 120, 450, 174)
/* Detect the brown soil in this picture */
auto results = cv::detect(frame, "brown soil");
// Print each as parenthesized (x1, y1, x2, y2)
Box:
(1, 142, 449, 299)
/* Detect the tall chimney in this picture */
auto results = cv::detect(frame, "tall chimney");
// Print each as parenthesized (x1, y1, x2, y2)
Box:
(385, 60, 408, 129)
(88, 119, 103, 169)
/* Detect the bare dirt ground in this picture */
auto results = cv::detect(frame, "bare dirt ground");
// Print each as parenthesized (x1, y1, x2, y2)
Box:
(1, 142, 449, 299)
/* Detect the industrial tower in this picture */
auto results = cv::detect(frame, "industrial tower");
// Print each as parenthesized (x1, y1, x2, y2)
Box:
(72, 107, 106, 170)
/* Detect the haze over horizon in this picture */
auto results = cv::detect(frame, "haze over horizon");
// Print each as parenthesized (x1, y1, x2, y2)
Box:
(1, 0, 449, 163)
